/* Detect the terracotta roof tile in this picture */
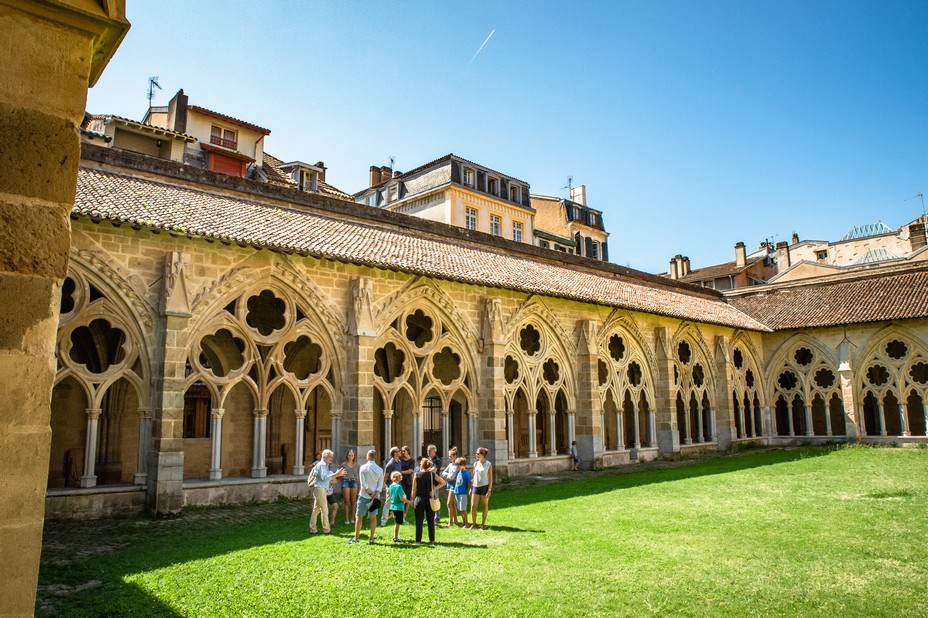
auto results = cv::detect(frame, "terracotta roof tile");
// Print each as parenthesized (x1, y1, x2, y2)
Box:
(728, 267, 928, 329)
(74, 165, 769, 331)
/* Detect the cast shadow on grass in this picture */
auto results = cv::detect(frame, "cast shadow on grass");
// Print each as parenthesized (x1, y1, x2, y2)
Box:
(492, 446, 838, 513)
(385, 541, 489, 550)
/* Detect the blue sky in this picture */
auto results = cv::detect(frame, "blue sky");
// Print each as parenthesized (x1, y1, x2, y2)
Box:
(87, 1, 928, 273)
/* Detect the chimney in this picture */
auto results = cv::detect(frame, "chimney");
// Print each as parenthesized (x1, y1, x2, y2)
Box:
(791, 232, 799, 245)
(910, 221, 927, 250)
(369, 165, 382, 187)
(681, 256, 691, 276)
(570, 184, 587, 206)
(776, 241, 791, 271)
(735, 241, 746, 267)
(315, 161, 326, 183)
(380, 166, 393, 182)
(167, 88, 188, 134)
(669, 258, 679, 280)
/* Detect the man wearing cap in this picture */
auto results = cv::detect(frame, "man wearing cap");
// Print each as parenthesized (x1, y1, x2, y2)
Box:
(349, 449, 384, 545)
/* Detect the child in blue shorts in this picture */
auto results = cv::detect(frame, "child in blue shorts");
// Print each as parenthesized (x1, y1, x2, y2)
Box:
(389, 471, 411, 543)
(453, 457, 472, 528)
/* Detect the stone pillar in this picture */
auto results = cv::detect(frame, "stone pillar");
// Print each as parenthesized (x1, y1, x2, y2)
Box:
(331, 412, 342, 459)
(762, 405, 772, 438)
(574, 319, 603, 468)
(648, 409, 657, 447)
(479, 298, 508, 468)
(713, 335, 734, 451)
(633, 406, 641, 449)
(922, 401, 927, 438)
(787, 404, 795, 436)
(616, 410, 624, 448)
(838, 339, 860, 442)
(467, 411, 477, 458)
(346, 277, 377, 455)
(80, 408, 101, 487)
(547, 412, 556, 456)
(293, 408, 306, 475)
(696, 406, 704, 443)
(0, 3, 127, 612)
(383, 409, 393, 451)
(653, 327, 679, 456)
(251, 408, 267, 478)
(149, 252, 192, 515)
(876, 399, 886, 436)
(804, 404, 814, 437)
(135, 408, 152, 485)
(899, 404, 910, 437)
(567, 410, 576, 445)
(209, 408, 224, 481)
(527, 413, 538, 458)
(824, 404, 833, 437)
(411, 414, 421, 457)
(858, 403, 867, 437)
(506, 411, 515, 460)
(441, 407, 450, 460)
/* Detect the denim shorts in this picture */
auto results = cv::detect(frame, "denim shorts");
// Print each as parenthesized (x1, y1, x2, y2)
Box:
(341, 479, 359, 489)
(357, 494, 377, 517)
(454, 494, 468, 511)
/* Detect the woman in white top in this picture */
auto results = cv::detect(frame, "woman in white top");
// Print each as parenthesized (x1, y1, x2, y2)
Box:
(469, 447, 493, 530)
(441, 446, 460, 526)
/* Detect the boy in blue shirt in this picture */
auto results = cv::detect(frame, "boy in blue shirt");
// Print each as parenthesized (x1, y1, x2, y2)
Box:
(452, 457, 472, 528)
(388, 470, 411, 543)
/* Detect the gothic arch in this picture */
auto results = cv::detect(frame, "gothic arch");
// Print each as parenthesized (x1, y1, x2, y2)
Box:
(670, 323, 717, 444)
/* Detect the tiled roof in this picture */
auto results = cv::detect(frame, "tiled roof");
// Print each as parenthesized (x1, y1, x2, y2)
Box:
(356, 153, 530, 195)
(728, 266, 928, 329)
(74, 164, 768, 331)
(187, 105, 271, 135)
(676, 256, 764, 282)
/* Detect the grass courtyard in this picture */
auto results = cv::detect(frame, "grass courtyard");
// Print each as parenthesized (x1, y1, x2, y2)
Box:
(37, 446, 928, 617)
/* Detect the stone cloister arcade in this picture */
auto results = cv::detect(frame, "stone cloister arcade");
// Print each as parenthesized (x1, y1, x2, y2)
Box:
(47, 242, 928, 516)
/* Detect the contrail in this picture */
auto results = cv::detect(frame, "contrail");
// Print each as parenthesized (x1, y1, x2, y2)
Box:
(469, 28, 495, 65)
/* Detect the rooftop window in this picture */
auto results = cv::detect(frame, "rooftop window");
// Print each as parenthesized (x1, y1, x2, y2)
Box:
(463, 167, 475, 187)
(210, 125, 237, 150)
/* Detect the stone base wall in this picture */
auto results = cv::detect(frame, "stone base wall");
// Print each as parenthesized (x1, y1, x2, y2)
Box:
(506, 455, 572, 476)
(45, 486, 146, 520)
(601, 450, 632, 468)
(183, 475, 311, 507)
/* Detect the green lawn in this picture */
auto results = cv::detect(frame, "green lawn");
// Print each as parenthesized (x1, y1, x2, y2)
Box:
(37, 446, 928, 617)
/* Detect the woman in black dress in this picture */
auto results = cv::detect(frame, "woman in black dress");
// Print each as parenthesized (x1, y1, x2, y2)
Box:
(410, 458, 446, 543)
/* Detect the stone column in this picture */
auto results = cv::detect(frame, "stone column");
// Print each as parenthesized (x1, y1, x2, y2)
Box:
(762, 405, 772, 438)
(527, 412, 538, 458)
(574, 319, 603, 468)
(683, 407, 692, 444)
(648, 409, 657, 448)
(712, 335, 734, 451)
(293, 408, 306, 475)
(547, 412, 556, 456)
(567, 410, 576, 445)
(134, 408, 152, 485)
(876, 399, 886, 436)
(653, 327, 679, 456)
(346, 277, 377, 455)
(80, 408, 101, 488)
(837, 339, 860, 442)
(616, 410, 624, 449)
(209, 408, 224, 481)
(506, 411, 515, 460)
(441, 406, 450, 460)
(251, 408, 267, 478)
(899, 404, 910, 437)
(804, 404, 814, 437)
(696, 406, 704, 443)
(467, 411, 478, 458)
(633, 406, 641, 449)
(0, 3, 127, 612)
(383, 409, 393, 452)
(858, 403, 867, 437)
(479, 298, 508, 469)
(149, 252, 193, 515)
(411, 414, 421, 457)
(922, 401, 927, 438)
(330, 412, 342, 459)
(824, 404, 833, 437)
(787, 404, 795, 436)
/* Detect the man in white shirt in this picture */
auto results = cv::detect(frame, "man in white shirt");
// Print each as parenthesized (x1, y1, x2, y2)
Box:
(309, 449, 345, 534)
(349, 449, 384, 545)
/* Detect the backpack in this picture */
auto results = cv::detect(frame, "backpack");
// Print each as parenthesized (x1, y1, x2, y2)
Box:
(306, 462, 319, 487)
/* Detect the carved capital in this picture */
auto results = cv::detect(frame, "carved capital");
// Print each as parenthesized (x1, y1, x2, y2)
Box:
(86, 407, 102, 420)
(161, 251, 192, 317)
(294, 408, 307, 420)
(211, 407, 225, 419)
(138, 408, 153, 420)
(383, 408, 394, 420)
(253, 408, 268, 418)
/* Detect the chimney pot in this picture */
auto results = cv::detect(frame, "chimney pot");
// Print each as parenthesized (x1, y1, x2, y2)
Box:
(669, 258, 679, 280)
(775, 241, 791, 271)
(791, 232, 799, 245)
(735, 241, 746, 267)
(369, 165, 382, 188)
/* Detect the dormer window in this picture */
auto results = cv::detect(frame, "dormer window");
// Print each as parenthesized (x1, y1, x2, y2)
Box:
(487, 177, 498, 196)
(298, 169, 318, 193)
(463, 167, 475, 187)
(388, 184, 398, 202)
(509, 184, 521, 203)
(210, 125, 237, 150)
(367, 192, 378, 207)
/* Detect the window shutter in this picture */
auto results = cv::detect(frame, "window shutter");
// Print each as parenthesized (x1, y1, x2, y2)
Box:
(574, 232, 583, 256)
(585, 236, 594, 258)
(602, 241, 609, 262)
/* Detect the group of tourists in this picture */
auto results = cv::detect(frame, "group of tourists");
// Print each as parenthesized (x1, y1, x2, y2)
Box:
(307, 444, 493, 545)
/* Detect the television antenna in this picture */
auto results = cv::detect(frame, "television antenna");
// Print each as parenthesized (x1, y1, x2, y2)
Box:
(147, 76, 162, 106)
(389, 156, 395, 171)
(562, 175, 573, 196)
(907, 192, 926, 226)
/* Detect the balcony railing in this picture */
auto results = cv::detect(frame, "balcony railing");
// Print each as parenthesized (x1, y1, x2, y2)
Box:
(210, 135, 237, 150)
